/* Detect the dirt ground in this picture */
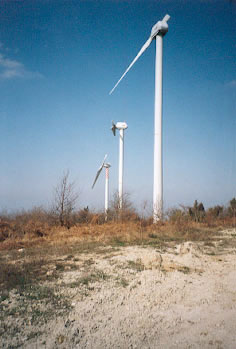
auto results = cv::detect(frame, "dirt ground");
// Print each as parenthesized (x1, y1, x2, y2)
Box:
(1, 228, 236, 348)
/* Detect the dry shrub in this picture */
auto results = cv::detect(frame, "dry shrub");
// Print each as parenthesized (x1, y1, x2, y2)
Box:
(167, 208, 189, 224)
(73, 208, 106, 225)
(0, 207, 54, 242)
(90, 213, 107, 225)
(0, 218, 228, 252)
(118, 209, 140, 223)
(228, 197, 236, 217)
(75, 207, 92, 223)
(167, 200, 235, 231)
(0, 221, 11, 242)
(144, 220, 214, 243)
(138, 216, 153, 228)
(0, 199, 235, 251)
(108, 191, 139, 223)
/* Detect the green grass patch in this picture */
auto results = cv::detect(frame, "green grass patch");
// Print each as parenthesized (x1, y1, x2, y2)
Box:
(116, 277, 129, 288)
(67, 269, 109, 289)
(127, 259, 145, 272)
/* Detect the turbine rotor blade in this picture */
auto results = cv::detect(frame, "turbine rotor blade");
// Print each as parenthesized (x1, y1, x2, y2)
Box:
(111, 121, 116, 136)
(92, 167, 103, 189)
(109, 36, 152, 95)
(102, 154, 108, 167)
(92, 154, 107, 189)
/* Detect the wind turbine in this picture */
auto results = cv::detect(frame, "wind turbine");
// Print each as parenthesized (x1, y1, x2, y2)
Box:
(109, 14, 170, 223)
(111, 121, 128, 210)
(92, 154, 111, 220)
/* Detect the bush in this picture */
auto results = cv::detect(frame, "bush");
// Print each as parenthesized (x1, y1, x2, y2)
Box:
(75, 207, 92, 224)
(167, 208, 188, 223)
(207, 205, 224, 218)
(0, 207, 54, 240)
(109, 191, 139, 222)
(228, 198, 236, 217)
(188, 200, 205, 222)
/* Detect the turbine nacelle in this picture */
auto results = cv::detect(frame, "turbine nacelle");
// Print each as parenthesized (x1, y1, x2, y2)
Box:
(104, 163, 111, 168)
(116, 122, 128, 130)
(151, 14, 170, 39)
(111, 121, 128, 136)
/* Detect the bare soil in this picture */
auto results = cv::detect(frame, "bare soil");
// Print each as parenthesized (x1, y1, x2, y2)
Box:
(1, 228, 236, 348)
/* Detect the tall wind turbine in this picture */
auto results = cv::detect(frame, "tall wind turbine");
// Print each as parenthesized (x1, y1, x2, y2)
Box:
(109, 14, 170, 222)
(111, 121, 128, 210)
(92, 154, 111, 220)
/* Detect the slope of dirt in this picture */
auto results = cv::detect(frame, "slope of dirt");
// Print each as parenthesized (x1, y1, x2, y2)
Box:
(1, 229, 236, 348)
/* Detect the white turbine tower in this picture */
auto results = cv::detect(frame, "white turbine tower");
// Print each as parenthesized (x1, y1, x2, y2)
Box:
(92, 154, 111, 220)
(109, 14, 170, 223)
(111, 121, 128, 210)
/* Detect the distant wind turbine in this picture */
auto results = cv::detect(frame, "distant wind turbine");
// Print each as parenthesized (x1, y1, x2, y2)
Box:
(92, 154, 111, 220)
(111, 121, 128, 210)
(109, 14, 170, 223)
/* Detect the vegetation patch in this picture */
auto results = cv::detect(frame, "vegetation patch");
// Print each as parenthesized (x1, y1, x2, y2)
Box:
(67, 269, 109, 289)
(127, 259, 145, 272)
(178, 266, 191, 274)
(115, 277, 129, 288)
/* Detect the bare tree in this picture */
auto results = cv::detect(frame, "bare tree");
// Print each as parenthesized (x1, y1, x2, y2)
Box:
(110, 191, 137, 221)
(52, 171, 79, 228)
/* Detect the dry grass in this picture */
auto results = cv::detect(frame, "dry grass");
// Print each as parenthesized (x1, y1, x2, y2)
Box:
(1, 199, 235, 251)
(0, 202, 235, 254)
(0, 218, 233, 253)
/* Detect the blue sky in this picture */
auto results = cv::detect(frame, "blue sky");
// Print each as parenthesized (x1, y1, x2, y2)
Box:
(0, 0, 235, 213)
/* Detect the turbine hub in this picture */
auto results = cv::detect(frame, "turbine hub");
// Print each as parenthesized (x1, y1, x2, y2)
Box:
(104, 163, 111, 168)
(151, 15, 170, 39)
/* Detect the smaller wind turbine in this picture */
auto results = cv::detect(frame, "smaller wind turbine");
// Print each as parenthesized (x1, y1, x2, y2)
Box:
(111, 121, 128, 210)
(92, 154, 111, 220)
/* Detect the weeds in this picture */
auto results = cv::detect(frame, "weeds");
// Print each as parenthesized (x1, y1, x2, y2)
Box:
(0, 283, 71, 325)
(27, 331, 43, 340)
(67, 269, 109, 290)
(127, 259, 145, 272)
(178, 266, 191, 274)
(0, 258, 47, 292)
(56, 263, 66, 271)
(112, 237, 126, 246)
(148, 233, 158, 239)
(82, 258, 95, 266)
(0, 251, 72, 331)
(116, 277, 129, 288)
(65, 254, 74, 260)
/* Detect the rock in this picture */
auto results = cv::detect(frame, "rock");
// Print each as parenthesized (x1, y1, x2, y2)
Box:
(57, 334, 65, 344)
